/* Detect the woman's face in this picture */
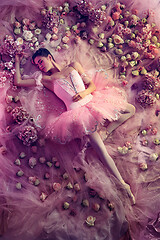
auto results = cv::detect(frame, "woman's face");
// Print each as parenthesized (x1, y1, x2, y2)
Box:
(34, 55, 53, 72)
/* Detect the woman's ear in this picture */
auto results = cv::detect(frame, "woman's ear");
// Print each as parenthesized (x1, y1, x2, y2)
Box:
(48, 54, 53, 61)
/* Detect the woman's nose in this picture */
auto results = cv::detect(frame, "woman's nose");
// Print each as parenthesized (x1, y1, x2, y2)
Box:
(39, 64, 43, 70)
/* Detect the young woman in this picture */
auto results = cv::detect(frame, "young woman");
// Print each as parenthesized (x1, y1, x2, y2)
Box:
(14, 48, 136, 204)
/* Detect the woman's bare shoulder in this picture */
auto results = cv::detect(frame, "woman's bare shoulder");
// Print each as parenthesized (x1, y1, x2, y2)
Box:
(69, 62, 82, 70)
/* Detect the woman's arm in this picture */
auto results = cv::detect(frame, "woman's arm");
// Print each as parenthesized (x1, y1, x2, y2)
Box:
(70, 62, 96, 102)
(14, 55, 36, 87)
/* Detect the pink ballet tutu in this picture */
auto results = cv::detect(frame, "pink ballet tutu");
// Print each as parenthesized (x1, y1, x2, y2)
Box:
(44, 71, 127, 143)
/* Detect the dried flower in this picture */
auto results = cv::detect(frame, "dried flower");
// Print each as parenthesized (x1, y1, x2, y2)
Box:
(149, 153, 158, 161)
(11, 107, 29, 124)
(53, 182, 61, 191)
(40, 192, 48, 202)
(42, 8, 60, 30)
(139, 163, 148, 170)
(18, 125, 38, 146)
(143, 74, 160, 92)
(85, 216, 96, 227)
(28, 157, 37, 168)
(137, 90, 156, 107)
(23, 30, 33, 41)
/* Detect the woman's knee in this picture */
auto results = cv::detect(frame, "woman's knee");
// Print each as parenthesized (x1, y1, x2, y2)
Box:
(130, 104, 136, 116)
(126, 103, 136, 116)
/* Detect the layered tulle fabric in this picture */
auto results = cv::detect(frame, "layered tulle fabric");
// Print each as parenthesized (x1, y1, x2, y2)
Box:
(44, 70, 127, 143)
(0, 0, 160, 240)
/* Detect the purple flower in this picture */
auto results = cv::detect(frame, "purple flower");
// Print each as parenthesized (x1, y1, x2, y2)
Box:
(0, 35, 24, 57)
(18, 125, 38, 146)
(143, 74, 160, 92)
(137, 89, 156, 108)
(11, 107, 29, 124)
(42, 9, 60, 30)
(76, 1, 106, 25)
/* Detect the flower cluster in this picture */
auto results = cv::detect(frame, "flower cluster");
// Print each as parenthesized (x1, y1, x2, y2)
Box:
(0, 70, 15, 88)
(11, 107, 29, 124)
(18, 125, 38, 146)
(136, 89, 156, 107)
(0, 35, 24, 57)
(13, 17, 42, 52)
(107, 8, 160, 78)
(41, 7, 60, 30)
(142, 73, 160, 92)
(73, 2, 160, 81)
(76, 1, 107, 25)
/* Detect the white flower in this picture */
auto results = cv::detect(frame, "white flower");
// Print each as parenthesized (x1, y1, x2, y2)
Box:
(149, 153, 158, 161)
(35, 41, 39, 47)
(139, 163, 148, 170)
(28, 157, 37, 168)
(85, 216, 96, 226)
(35, 28, 41, 35)
(23, 30, 33, 41)
(45, 33, 52, 40)
(32, 37, 38, 43)
(16, 37, 24, 45)
(113, 35, 124, 44)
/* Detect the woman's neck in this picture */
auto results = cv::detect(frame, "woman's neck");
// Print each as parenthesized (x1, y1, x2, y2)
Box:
(50, 60, 62, 74)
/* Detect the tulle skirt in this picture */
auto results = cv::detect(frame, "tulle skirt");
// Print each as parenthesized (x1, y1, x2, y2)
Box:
(44, 71, 127, 143)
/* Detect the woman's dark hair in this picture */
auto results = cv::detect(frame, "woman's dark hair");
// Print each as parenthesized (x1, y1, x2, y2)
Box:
(32, 48, 55, 64)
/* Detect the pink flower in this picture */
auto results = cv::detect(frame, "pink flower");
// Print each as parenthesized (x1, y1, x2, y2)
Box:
(112, 12, 120, 21)
(62, 36, 70, 44)
(132, 9, 138, 15)
(23, 26, 28, 31)
(29, 22, 36, 30)
(18, 125, 38, 146)
(113, 62, 119, 68)
(51, 34, 58, 40)
(106, 16, 112, 24)
(113, 35, 124, 44)
(151, 48, 159, 55)
(128, 40, 136, 48)
(142, 139, 148, 146)
(52, 27, 58, 34)
(41, 9, 47, 16)
(40, 192, 48, 202)
(144, 52, 155, 59)
(53, 182, 61, 191)
(135, 42, 144, 50)
(14, 21, 21, 28)
(29, 157, 37, 168)
(136, 36, 142, 43)
(123, 28, 131, 35)
(65, 31, 71, 37)
(22, 18, 30, 26)
(0, 146, 7, 155)
(11, 107, 29, 124)
(151, 128, 158, 135)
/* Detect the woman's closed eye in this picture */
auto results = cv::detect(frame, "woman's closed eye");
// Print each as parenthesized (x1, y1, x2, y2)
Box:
(37, 60, 43, 69)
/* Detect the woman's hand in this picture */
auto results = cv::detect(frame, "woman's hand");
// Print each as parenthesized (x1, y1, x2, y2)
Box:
(72, 91, 87, 102)
(15, 53, 25, 63)
(15, 55, 20, 63)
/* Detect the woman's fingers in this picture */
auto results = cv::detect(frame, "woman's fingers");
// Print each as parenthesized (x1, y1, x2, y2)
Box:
(72, 94, 82, 102)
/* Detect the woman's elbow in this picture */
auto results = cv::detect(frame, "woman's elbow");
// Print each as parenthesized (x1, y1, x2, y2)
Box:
(92, 82, 96, 91)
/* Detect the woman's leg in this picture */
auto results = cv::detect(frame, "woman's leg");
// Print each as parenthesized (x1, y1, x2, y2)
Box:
(88, 131, 135, 204)
(105, 103, 135, 138)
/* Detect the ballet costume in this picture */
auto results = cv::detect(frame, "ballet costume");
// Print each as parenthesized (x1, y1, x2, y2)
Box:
(29, 69, 127, 144)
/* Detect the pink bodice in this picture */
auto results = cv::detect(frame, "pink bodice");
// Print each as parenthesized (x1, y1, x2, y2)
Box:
(54, 69, 93, 110)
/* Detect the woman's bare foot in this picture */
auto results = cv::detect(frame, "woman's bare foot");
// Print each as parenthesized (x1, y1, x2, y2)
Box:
(122, 182, 135, 205)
